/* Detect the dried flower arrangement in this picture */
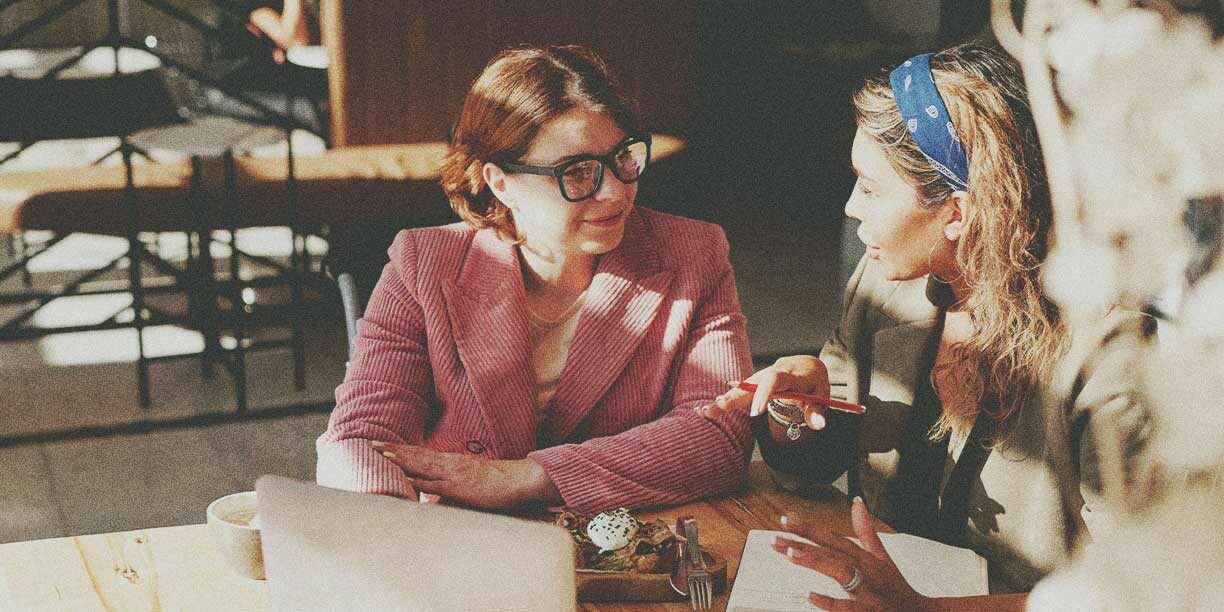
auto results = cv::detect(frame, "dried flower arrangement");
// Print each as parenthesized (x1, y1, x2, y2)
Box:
(993, 0, 1224, 608)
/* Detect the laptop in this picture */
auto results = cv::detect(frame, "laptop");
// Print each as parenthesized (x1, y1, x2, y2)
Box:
(255, 475, 576, 612)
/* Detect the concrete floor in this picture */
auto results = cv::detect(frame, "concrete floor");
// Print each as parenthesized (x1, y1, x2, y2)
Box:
(0, 228, 346, 544)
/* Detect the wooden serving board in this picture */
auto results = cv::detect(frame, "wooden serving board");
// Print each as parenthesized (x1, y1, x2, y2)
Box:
(576, 550, 728, 603)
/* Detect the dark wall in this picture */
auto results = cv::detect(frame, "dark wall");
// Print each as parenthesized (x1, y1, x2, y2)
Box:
(323, 1, 698, 146)
(689, 3, 920, 224)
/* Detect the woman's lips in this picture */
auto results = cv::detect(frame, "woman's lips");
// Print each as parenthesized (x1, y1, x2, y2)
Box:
(856, 231, 881, 258)
(584, 210, 624, 228)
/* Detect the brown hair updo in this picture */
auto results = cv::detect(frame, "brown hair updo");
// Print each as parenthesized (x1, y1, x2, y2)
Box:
(439, 45, 639, 239)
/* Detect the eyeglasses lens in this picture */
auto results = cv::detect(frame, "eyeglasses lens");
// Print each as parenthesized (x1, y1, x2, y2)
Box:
(560, 139, 649, 200)
(612, 140, 649, 182)
(560, 160, 601, 201)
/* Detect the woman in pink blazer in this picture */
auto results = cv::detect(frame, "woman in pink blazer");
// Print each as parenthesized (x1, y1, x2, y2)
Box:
(316, 45, 754, 513)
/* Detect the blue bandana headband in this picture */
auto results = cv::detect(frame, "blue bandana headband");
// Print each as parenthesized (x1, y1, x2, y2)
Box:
(889, 53, 969, 191)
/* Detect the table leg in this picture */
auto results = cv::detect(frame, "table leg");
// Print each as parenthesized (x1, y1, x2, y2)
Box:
(223, 150, 248, 413)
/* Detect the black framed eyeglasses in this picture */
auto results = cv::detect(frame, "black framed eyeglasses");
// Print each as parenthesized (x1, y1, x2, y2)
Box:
(498, 134, 652, 202)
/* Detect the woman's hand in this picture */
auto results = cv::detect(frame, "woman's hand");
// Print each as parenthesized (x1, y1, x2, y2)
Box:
(774, 497, 934, 612)
(370, 441, 561, 510)
(697, 355, 831, 429)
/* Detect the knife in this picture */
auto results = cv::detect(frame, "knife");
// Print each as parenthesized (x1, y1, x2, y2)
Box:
(669, 516, 692, 596)
(681, 517, 709, 574)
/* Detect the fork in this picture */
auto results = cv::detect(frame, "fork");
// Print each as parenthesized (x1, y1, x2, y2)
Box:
(682, 517, 713, 610)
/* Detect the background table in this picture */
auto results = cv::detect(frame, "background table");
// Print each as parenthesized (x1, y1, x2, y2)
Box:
(0, 462, 859, 612)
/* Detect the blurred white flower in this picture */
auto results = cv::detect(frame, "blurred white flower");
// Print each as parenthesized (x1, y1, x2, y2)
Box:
(1049, 7, 1169, 113)
(1142, 331, 1224, 469)
(1027, 2, 1224, 608)
(1153, 74, 1224, 198)
(1041, 239, 1118, 326)
(1045, 6, 1211, 314)
(1028, 489, 1224, 611)
(1180, 272, 1224, 339)
(1101, 9, 1165, 57)
(1045, 3, 1106, 80)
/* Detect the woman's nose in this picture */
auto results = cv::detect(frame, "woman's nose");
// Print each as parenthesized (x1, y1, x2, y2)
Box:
(844, 194, 862, 221)
(592, 164, 630, 201)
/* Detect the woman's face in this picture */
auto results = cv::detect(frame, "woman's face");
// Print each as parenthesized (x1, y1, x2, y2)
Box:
(493, 108, 637, 259)
(844, 127, 952, 281)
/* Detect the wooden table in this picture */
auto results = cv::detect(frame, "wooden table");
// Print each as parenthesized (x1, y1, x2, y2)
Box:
(0, 463, 855, 612)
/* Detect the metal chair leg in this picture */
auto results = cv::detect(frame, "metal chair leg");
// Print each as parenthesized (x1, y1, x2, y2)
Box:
(123, 140, 151, 409)
(17, 233, 32, 288)
(286, 126, 306, 390)
(190, 155, 220, 378)
(223, 150, 248, 413)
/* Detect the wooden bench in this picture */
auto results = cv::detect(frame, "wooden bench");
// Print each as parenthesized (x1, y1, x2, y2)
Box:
(0, 134, 686, 234)
(0, 142, 455, 235)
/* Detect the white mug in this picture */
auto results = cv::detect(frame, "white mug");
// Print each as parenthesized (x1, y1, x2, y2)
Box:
(206, 491, 265, 580)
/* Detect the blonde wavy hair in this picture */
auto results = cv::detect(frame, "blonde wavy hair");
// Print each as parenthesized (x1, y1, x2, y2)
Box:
(853, 43, 1068, 440)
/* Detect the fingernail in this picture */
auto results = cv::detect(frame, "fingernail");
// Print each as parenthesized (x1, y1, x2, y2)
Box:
(381, 451, 396, 459)
(853, 496, 863, 506)
(779, 515, 789, 526)
(787, 546, 798, 559)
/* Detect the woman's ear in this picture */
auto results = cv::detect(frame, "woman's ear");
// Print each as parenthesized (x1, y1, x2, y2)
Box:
(943, 191, 968, 241)
(482, 162, 513, 210)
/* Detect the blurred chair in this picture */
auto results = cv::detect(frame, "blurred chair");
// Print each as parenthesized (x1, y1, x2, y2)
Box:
(3, 141, 459, 409)
(0, 67, 186, 407)
(324, 218, 404, 365)
(335, 270, 360, 363)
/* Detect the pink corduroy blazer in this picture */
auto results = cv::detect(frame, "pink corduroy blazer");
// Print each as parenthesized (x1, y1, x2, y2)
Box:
(316, 207, 754, 512)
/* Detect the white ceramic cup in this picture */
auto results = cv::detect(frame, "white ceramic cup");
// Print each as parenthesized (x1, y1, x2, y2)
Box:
(206, 491, 265, 580)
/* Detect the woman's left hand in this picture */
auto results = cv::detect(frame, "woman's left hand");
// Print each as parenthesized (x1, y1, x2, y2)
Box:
(773, 497, 935, 612)
(370, 441, 560, 510)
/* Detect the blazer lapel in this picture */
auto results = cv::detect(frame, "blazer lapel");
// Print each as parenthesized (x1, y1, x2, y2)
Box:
(860, 320, 940, 452)
(442, 230, 538, 459)
(546, 211, 675, 442)
(857, 275, 945, 455)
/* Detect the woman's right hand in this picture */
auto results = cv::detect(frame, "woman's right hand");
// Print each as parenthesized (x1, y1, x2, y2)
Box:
(697, 355, 831, 429)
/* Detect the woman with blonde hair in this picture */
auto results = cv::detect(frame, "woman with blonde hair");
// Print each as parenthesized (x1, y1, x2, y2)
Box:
(702, 43, 1152, 609)
(317, 44, 754, 513)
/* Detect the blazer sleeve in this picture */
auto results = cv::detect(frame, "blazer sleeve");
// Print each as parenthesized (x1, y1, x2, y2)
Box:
(316, 231, 433, 497)
(528, 227, 754, 512)
(756, 255, 871, 488)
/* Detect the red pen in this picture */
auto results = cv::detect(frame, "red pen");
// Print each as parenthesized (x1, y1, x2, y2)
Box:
(732, 382, 866, 414)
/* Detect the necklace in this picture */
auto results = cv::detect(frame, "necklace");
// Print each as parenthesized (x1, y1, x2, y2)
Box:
(527, 290, 587, 329)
